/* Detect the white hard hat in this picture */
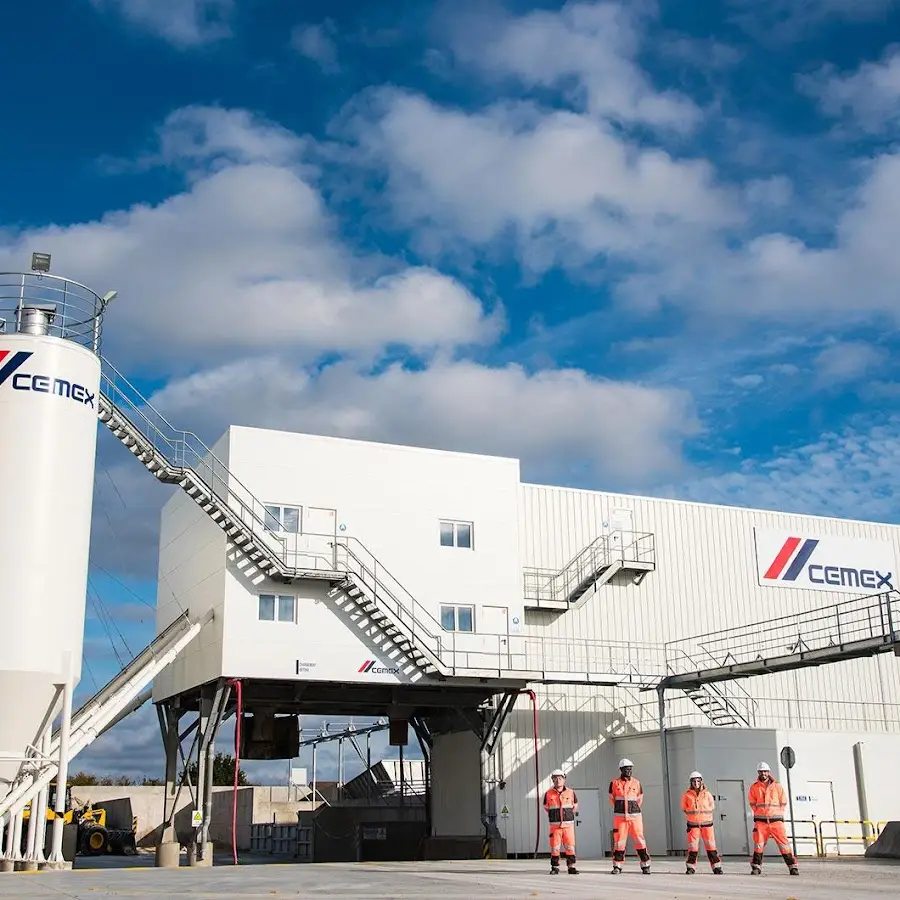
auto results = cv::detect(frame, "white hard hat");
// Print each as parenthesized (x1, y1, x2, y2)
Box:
(757, 761, 771, 771)
(619, 758, 634, 768)
(689, 771, 703, 780)
(551, 768, 566, 778)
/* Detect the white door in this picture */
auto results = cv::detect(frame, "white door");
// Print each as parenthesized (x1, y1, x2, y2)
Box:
(304, 507, 337, 571)
(608, 507, 634, 557)
(481, 605, 510, 669)
(715, 779, 750, 855)
(573, 788, 603, 859)
(801, 780, 837, 856)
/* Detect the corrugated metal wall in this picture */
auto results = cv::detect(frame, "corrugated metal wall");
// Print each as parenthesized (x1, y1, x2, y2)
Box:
(500, 484, 900, 854)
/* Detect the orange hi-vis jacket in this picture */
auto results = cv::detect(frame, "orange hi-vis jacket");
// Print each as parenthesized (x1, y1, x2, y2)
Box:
(543, 787, 578, 824)
(609, 777, 643, 819)
(681, 786, 715, 826)
(748, 778, 788, 822)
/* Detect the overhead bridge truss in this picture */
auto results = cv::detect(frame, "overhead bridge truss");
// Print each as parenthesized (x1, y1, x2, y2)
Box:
(659, 589, 900, 691)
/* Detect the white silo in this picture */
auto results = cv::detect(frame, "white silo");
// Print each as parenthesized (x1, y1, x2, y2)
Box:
(0, 259, 114, 864)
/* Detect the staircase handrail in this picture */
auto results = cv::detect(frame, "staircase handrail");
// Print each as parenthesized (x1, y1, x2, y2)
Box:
(333, 536, 447, 665)
(538, 531, 655, 604)
(665, 646, 759, 724)
(100, 359, 291, 565)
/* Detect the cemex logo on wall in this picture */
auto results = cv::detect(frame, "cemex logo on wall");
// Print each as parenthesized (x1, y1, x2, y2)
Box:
(358, 659, 401, 675)
(0, 350, 95, 407)
(755, 528, 896, 594)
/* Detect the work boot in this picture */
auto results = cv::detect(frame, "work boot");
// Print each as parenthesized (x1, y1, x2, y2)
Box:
(685, 865, 695, 874)
(549, 866, 559, 875)
(789, 866, 799, 876)
(713, 866, 723, 874)
(611, 865, 622, 874)
(641, 865, 651, 874)
(567, 867, 579, 875)
(751, 864, 761, 875)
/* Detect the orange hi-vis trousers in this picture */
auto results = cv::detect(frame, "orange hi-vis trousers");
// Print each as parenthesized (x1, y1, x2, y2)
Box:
(686, 823, 720, 869)
(549, 822, 576, 859)
(752, 819, 797, 869)
(612, 815, 650, 867)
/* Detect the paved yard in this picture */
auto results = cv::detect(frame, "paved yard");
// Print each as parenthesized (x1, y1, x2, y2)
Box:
(1, 855, 898, 898)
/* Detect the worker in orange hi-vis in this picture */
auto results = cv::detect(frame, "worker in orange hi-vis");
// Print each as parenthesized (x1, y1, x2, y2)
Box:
(748, 762, 799, 876)
(609, 758, 651, 875)
(543, 768, 580, 875)
(681, 771, 723, 875)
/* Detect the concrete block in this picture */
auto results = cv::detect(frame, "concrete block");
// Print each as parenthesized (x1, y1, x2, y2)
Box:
(155, 841, 181, 868)
(14, 860, 38, 871)
(0, 859, 14, 873)
(188, 842, 214, 867)
(865, 821, 900, 859)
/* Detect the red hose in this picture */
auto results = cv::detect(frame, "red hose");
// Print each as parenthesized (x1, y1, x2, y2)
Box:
(516, 689, 540, 858)
(227, 678, 243, 865)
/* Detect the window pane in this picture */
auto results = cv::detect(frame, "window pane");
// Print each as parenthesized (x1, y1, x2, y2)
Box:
(456, 523, 472, 548)
(264, 506, 281, 532)
(282, 507, 300, 533)
(439, 522, 455, 547)
(440, 606, 456, 631)
(277, 595, 295, 622)
(457, 606, 474, 632)
(259, 594, 276, 621)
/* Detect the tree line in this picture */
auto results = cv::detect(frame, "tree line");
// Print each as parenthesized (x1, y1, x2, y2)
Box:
(66, 753, 250, 787)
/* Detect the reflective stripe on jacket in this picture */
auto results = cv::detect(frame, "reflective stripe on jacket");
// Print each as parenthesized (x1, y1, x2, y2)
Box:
(681, 786, 715, 827)
(543, 787, 578, 824)
(748, 778, 787, 822)
(609, 777, 643, 817)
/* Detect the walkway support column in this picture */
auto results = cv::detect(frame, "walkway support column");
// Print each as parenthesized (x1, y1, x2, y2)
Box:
(657, 686, 674, 855)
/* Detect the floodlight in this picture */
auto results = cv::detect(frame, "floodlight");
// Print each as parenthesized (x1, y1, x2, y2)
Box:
(102, 290, 118, 305)
(31, 252, 51, 273)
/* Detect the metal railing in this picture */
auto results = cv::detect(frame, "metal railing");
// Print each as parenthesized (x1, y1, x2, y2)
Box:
(523, 532, 655, 605)
(0, 271, 110, 353)
(664, 590, 900, 675)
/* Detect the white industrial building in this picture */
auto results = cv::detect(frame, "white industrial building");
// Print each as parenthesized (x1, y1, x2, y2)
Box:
(147, 424, 900, 861)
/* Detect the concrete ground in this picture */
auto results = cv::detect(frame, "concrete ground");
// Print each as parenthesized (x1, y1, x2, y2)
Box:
(1, 854, 898, 898)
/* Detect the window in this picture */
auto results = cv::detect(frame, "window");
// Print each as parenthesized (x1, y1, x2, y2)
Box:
(258, 593, 296, 623)
(440, 519, 473, 549)
(441, 604, 474, 632)
(264, 505, 300, 533)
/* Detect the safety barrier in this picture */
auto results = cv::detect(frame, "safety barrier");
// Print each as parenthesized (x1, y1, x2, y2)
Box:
(786, 819, 822, 858)
(818, 819, 879, 857)
(248, 822, 313, 861)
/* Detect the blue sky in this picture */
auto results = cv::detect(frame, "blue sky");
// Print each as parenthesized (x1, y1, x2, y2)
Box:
(4, 0, 900, 780)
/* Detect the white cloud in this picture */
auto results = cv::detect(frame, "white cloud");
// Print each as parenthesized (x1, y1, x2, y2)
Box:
(446, 1, 701, 131)
(148, 355, 700, 487)
(0, 106, 501, 367)
(291, 20, 341, 73)
(90, 0, 234, 47)
(340, 88, 737, 274)
(672, 414, 900, 525)
(815, 340, 888, 385)
(728, 0, 897, 40)
(799, 46, 900, 133)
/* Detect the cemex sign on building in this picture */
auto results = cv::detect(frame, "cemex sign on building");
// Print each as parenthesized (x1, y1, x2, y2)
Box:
(755, 528, 897, 593)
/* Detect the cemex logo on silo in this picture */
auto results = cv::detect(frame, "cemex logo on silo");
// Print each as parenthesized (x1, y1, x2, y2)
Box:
(762, 534, 894, 590)
(0, 350, 95, 407)
(358, 660, 401, 675)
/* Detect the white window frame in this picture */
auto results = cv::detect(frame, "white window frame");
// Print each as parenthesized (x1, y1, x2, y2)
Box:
(264, 504, 301, 534)
(258, 593, 297, 624)
(439, 519, 474, 549)
(440, 604, 474, 633)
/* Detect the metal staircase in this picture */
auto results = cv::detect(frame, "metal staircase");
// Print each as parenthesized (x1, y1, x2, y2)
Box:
(665, 648, 758, 727)
(523, 532, 655, 610)
(0, 611, 207, 822)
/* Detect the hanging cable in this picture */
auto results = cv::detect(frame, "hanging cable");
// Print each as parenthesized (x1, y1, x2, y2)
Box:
(227, 678, 243, 865)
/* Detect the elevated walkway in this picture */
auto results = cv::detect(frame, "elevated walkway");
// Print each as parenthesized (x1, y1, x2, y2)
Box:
(660, 590, 900, 690)
(0, 611, 208, 822)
